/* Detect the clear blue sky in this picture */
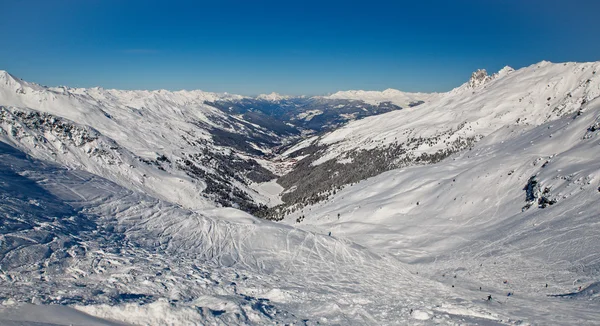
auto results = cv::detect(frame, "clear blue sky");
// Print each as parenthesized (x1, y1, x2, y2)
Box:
(1, 0, 599, 95)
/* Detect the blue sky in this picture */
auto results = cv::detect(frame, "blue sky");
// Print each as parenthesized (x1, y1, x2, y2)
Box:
(1, 0, 599, 95)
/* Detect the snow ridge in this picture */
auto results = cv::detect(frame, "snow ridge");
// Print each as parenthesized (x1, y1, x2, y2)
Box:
(323, 88, 433, 106)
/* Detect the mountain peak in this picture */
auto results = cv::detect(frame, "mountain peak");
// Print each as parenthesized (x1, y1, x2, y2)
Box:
(0, 70, 16, 82)
(467, 69, 493, 89)
(497, 65, 515, 76)
(0, 70, 25, 90)
(455, 66, 513, 93)
(256, 92, 292, 101)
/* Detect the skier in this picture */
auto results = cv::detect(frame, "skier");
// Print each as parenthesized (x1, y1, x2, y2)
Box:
(487, 295, 492, 301)
(328, 231, 331, 236)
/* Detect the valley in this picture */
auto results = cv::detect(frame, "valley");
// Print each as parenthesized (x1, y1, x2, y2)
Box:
(1, 61, 600, 325)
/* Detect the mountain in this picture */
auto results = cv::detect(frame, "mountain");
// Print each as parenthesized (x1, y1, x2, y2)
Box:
(255, 92, 296, 101)
(0, 71, 295, 213)
(266, 61, 600, 218)
(205, 95, 423, 135)
(322, 88, 433, 107)
(0, 140, 466, 325)
(2, 61, 600, 325)
(0, 70, 434, 214)
(278, 70, 600, 325)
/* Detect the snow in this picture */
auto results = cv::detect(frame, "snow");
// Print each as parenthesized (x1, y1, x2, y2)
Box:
(0, 140, 546, 325)
(0, 72, 289, 210)
(311, 61, 600, 165)
(323, 88, 434, 106)
(283, 94, 600, 324)
(295, 109, 323, 121)
(0, 302, 125, 326)
(255, 92, 294, 101)
(2, 61, 600, 325)
(248, 179, 284, 205)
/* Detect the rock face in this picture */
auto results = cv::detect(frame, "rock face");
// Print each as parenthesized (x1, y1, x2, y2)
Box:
(467, 69, 494, 89)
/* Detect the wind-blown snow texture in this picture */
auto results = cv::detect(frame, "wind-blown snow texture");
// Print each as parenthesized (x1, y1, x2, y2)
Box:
(1, 61, 600, 325)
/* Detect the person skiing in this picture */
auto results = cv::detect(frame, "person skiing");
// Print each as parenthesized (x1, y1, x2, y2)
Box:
(487, 295, 492, 301)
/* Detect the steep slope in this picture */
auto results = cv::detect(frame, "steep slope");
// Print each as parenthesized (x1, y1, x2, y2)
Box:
(267, 61, 600, 219)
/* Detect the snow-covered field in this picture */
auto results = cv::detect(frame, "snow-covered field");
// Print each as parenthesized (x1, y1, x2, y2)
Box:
(1, 61, 600, 325)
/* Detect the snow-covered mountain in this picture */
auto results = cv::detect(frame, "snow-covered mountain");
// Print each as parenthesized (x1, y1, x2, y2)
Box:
(0, 141, 447, 324)
(205, 95, 421, 134)
(2, 61, 600, 325)
(0, 70, 294, 212)
(255, 92, 296, 101)
(269, 61, 600, 216)
(0, 70, 435, 214)
(279, 77, 600, 325)
(323, 88, 433, 106)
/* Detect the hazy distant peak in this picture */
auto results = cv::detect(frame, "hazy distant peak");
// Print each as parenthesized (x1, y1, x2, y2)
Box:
(256, 92, 293, 101)
(323, 88, 432, 106)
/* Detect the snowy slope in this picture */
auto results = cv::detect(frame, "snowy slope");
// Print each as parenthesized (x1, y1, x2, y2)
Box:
(0, 141, 516, 325)
(265, 61, 600, 216)
(316, 61, 599, 164)
(281, 92, 600, 324)
(0, 71, 288, 211)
